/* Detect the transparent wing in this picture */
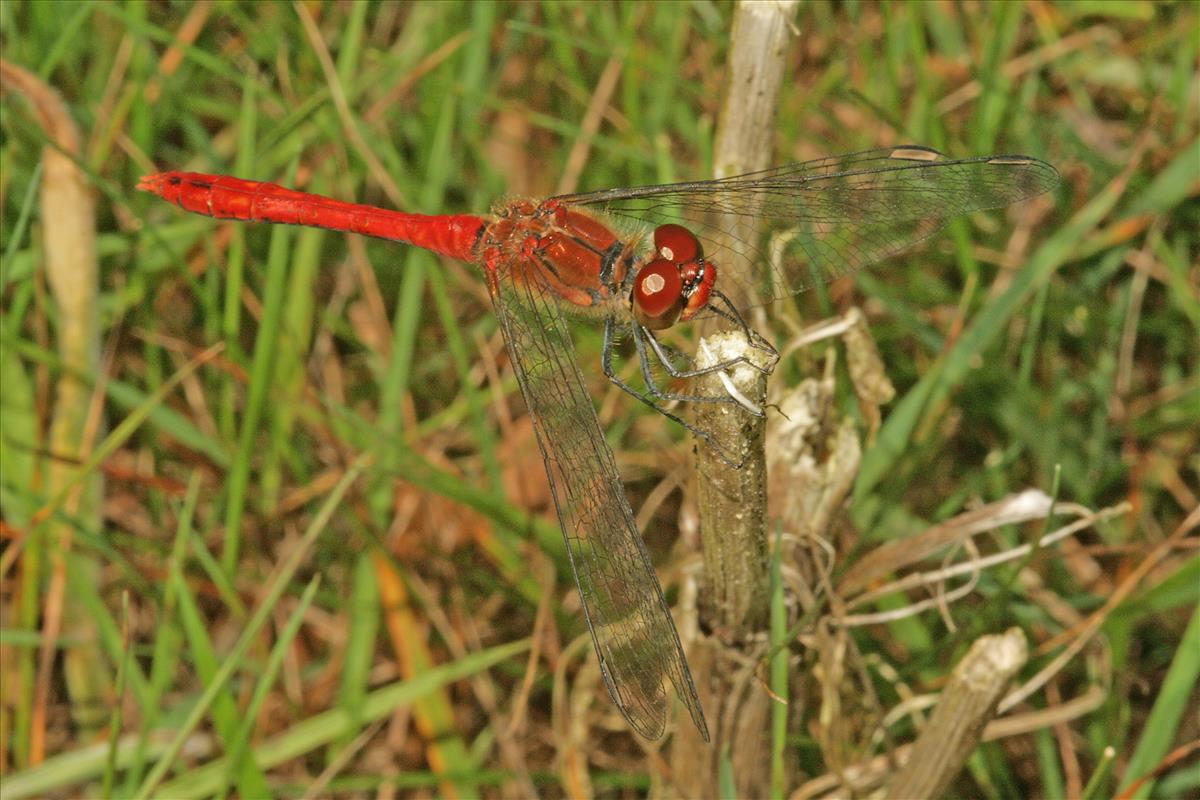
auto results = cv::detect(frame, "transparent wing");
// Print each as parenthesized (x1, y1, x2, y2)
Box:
(553, 146, 1060, 303)
(488, 262, 709, 742)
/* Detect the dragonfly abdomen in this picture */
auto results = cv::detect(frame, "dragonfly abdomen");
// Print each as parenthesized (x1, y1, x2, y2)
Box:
(138, 172, 486, 262)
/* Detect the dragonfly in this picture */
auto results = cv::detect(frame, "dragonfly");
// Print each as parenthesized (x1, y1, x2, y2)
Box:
(139, 145, 1059, 742)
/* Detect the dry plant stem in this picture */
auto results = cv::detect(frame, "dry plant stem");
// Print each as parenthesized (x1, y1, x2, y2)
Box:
(713, 0, 798, 178)
(852, 502, 1130, 620)
(694, 332, 773, 634)
(551, 635, 594, 798)
(795, 673, 1107, 798)
(669, 4, 797, 798)
(840, 308, 896, 436)
(555, 50, 624, 196)
(839, 488, 1054, 596)
(670, 331, 773, 800)
(0, 59, 107, 760)
(701, 0, 797, 637)
(294, 2, 403, 207)
(712, 0, 799, 319)
(886, 628, 1029, 800)
(794, 689, 1107, 800)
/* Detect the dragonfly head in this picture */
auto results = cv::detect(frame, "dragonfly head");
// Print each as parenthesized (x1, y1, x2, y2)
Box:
(631, 224, 715, 329)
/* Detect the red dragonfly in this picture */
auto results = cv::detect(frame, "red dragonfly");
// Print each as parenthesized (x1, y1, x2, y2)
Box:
(140, 146, 1058, 742)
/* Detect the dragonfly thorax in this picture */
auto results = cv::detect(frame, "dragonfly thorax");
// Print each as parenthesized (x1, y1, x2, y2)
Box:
(483, 201, 715, 329)
(482, 200, 636, 315)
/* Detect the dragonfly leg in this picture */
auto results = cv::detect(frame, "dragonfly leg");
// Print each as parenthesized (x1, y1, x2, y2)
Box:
(635, 326, 772, 418)
(601, 318, 748, 467)
(632, 289, 778, 392)
(630, 323, 764, 411)
(640, 326, 768, 383)
(705, 289, 779, 368)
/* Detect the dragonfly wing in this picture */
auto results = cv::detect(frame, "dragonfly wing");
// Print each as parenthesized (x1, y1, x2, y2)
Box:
(489, 266, 709, 742)
(554, 146, 1060, 304)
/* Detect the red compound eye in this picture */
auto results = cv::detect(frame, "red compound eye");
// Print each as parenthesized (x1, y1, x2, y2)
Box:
(632, 258, 684, 330)
(654, 224, 700, 263)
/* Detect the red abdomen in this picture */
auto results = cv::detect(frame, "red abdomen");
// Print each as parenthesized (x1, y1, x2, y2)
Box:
(139, 172, 486, 263)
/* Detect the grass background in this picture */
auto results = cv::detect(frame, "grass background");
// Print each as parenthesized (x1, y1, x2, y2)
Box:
(1, 0, 1196, 797)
